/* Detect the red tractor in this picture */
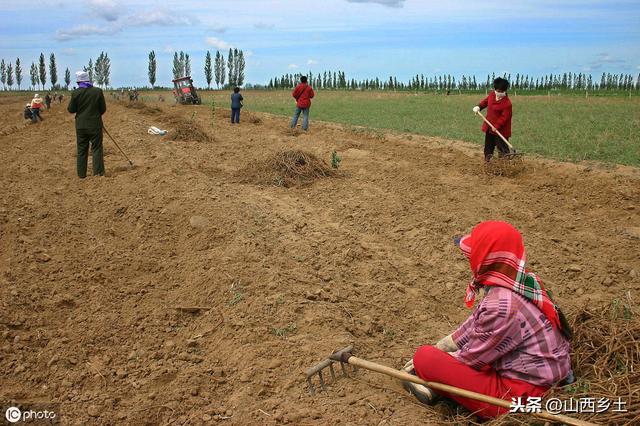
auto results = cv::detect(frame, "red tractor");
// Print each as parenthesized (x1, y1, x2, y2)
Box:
(172, 76, 202, 105)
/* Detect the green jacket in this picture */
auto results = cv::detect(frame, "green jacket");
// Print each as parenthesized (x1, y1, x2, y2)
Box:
(68, 86, 106, 130)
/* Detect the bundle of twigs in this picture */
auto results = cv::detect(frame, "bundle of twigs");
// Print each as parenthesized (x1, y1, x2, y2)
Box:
(169, 120, 212, 143)
(240, 150, 336, 187)
(543, 302, 640, 425)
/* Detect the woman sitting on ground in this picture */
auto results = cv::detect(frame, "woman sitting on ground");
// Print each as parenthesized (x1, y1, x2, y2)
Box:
(403, 220, 572, 418)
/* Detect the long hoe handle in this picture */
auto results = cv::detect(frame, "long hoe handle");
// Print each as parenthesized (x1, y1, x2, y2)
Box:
(103, 126, 134, 166)
(336, 354, 596, 426)
(475, 112, 515, 151)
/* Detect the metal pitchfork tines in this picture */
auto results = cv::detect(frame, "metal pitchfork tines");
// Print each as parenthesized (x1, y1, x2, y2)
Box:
(305, 345, 356, 395)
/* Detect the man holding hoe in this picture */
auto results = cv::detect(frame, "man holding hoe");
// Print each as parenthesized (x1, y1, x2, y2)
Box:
(68, 71, 107, 178)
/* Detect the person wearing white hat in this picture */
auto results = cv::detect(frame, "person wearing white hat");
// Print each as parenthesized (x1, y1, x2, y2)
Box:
(67, 71, 107, 178)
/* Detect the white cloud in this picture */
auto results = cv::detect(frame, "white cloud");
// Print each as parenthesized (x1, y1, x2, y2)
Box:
(56, 6, 198, 41)
(89, 0, 123, 21)
(163, 45, 175, 53)
(129, 10, 197, 26)
(254, 22, 274, 30)
(60, 48, 76, 56)
(307, 59, 318, 65)
(288, 63, 299, 69)
(209, 24, 227, 33)
(56, 24, 118, 41)
(206, 37, 233, 49)
(245, 50, 254, 57)
(346, 0, 405, 7)
(588, 53, 627, 70)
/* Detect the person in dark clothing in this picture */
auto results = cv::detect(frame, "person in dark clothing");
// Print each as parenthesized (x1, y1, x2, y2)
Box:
(230, 87, 243, 124)
(473, 78, 512, 162)
(45, 94, 52, 109)
(67, 71, 107, 178)
(290, 76, 315, 131)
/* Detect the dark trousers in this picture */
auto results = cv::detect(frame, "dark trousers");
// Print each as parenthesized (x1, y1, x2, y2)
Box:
(76, 128, 105, 178)
(231, 108, 240, 123)
(484, 131, 510, 161)
(31, 108, 43, 122)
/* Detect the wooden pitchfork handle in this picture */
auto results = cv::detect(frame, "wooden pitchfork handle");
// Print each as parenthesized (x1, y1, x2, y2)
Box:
(475, 111, 515, 152)
(331, 351, 596, 426)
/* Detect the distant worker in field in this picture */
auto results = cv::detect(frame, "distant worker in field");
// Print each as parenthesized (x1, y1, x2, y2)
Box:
(230, 87, 243, 124)
(30, 93, 44, 122)
(290, 76, 315, 131)
(45, 93, 52, 110)
(473, 77, 512, 162)
(401, 221, 573, 419)
(67, 71, 107, 179)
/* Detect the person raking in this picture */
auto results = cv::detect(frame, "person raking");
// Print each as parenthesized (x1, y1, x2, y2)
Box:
(473, 77, 512, 162)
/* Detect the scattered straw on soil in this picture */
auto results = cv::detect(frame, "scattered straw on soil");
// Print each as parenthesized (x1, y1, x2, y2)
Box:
(169, 120, 212, 143)
(238, 149, 337, 187)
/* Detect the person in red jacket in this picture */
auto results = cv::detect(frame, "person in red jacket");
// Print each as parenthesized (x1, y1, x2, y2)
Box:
(473, 77, 512, 162)
(30, 93, 44, 123)
(290, 76, 315, 131)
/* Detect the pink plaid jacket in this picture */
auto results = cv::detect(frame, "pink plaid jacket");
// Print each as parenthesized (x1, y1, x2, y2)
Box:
(452, 286, 571, 387)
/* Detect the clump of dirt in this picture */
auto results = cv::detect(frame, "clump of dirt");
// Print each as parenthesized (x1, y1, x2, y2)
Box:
(239, 149, 337, 187)
(247, 113, 262, 124)
(484, 156, 525, 177)
(123, 101, 162, 115)
(170, 120, 212, 143)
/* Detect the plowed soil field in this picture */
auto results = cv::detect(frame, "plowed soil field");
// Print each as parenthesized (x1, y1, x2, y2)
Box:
(1, 95, 639, 425)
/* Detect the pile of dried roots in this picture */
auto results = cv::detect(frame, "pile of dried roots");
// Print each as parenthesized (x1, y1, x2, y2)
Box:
(169, 120, 212, 143)
(239, 150, 337, 187)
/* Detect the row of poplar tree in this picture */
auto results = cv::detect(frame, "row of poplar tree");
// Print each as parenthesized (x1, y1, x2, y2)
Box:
(147, 48, 246, 89)
(269, 71, 640, 92)
(0, 52, 111, 91)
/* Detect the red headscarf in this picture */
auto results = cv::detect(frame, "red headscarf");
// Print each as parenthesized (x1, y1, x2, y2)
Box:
(457, 221, 561, 329)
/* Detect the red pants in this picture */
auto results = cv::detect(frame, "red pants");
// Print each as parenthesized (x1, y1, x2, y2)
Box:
(413, 345, 548, 418)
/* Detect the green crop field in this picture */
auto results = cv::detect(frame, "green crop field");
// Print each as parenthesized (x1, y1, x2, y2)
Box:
(201, 90, 640, 167)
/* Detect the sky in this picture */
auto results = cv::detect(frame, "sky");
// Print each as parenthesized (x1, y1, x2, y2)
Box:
(0, 0, 639, 88)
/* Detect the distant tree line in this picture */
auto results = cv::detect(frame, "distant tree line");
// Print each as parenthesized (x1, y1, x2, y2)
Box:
(268, 70, 640, 92)
(147, 48, 245, 89)
(172, 51, 192, 79)
(0, 52, 110, 91)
